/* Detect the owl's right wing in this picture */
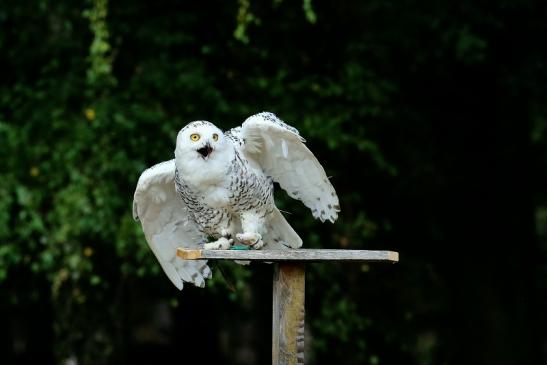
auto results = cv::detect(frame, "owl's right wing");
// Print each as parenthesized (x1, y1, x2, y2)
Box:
(132, 159, 211, 290)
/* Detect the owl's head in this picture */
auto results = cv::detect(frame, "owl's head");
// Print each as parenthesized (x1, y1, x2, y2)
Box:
(175, 121, 229, 161)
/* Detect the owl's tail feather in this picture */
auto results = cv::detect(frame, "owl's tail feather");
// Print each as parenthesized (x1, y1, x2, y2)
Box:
(265, 207, 303, 249)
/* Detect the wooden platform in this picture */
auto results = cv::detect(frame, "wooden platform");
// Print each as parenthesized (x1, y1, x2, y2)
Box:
(177, 248, 399, 263)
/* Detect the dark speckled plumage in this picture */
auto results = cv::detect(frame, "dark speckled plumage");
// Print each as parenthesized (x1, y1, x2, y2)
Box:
(174, 147, 273, 236)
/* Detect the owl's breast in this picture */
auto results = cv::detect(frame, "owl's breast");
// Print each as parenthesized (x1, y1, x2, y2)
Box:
(201, 186, 231, 208)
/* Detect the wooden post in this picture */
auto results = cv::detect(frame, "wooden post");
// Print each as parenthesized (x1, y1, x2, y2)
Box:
(176, 248, 398, 365)
(272, 263, 305, 365)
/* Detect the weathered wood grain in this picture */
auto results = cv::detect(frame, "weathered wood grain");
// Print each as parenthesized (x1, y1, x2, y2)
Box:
(177, 248, 399, 263)
(272, 263, 305, 365)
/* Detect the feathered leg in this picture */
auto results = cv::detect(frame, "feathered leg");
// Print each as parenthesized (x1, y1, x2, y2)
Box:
(203, 217, 237, 250)
(237, 211, 265, 249)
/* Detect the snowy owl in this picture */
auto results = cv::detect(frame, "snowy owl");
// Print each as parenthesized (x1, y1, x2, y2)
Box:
(133, 112, 339, 289)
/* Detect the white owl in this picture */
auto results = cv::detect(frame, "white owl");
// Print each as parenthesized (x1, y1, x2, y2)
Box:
(133, 112, 339, 289)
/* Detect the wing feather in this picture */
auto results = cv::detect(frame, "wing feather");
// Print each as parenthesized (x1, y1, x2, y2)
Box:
(238, 112, 340, 222)
(133, 159, 210, 290)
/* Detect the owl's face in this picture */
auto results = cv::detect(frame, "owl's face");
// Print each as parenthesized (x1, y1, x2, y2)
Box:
(175, 121, 228, 161)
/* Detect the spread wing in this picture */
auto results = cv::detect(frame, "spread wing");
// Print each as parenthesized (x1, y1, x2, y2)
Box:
(132, 159, 211, 290)
(237, 112, 340, 222)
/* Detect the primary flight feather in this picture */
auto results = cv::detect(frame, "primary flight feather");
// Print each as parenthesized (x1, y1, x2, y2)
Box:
(133, 112, 340, 289)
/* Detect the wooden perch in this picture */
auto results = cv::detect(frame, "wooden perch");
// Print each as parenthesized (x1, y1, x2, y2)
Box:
(177, 248, 399, 263)
(176, 247, 399, 365)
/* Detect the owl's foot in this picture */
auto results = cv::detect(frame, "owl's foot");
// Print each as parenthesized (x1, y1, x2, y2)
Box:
(252, 239, 265, 249)
(204, 237, 233, 250)
(236, 232, 264, 249)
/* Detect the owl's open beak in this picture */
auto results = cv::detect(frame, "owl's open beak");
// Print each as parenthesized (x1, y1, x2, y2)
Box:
(197, 143, 213, 159)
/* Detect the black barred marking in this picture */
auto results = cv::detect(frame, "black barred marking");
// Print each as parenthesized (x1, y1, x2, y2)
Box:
(175, 145, 274, 237)
(181, 120, 216, 132)
(255, 112, 300, 135)
(225, 127, 245, 147)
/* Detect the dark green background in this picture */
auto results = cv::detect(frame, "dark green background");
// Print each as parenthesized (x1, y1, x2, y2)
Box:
(1, 0, 545, 364)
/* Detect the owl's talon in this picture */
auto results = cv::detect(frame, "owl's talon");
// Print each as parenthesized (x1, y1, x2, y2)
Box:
(204, 237, 232, 250)
(236, 232, 262, 247)
(251, 239, 265, 250)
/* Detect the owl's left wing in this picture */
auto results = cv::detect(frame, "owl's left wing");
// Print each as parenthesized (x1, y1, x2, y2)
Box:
(236, 112, 340, 222)
(133, 159, 211, 290)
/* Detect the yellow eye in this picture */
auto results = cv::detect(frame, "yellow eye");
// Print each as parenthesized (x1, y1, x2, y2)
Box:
(212, 133, 219, 141)
(190, 133, 200, 141)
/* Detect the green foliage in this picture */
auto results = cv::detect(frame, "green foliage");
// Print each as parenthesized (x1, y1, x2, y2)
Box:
(234, 0, 256, 44)
(234, 0, 318, 43)
(302, 0, 317, 24)
(83, 0, 116, 89)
